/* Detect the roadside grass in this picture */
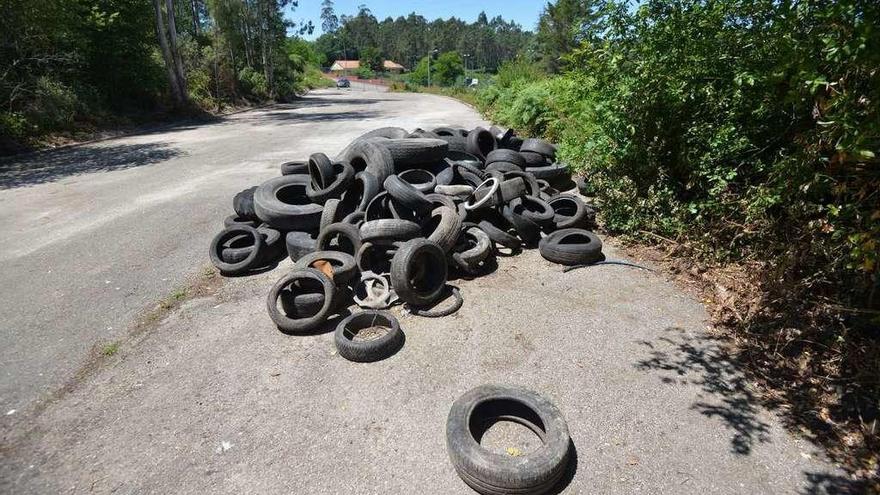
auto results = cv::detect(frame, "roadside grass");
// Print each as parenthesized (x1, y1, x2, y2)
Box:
(389, 83, 479, 108)
(101, 342, 119, 357)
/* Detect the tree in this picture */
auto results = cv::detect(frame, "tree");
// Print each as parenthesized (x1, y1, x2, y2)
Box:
(320, 0, 338, 33)
(535, 0, 605, 72)
(359, 46, 383, 72)
(153, 0, 186, 106)
(165, 0, 188, 101)
(433, 51, 464, 86)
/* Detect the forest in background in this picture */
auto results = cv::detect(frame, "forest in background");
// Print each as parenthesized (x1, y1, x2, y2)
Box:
(0, 0, 329, 154)
(312, 1, 531, 77)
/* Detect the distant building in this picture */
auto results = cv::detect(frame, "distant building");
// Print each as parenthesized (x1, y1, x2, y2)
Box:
(329, 60, 406, 74)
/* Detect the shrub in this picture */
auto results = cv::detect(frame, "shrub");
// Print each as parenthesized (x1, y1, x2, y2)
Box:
(26, 77, 77, 131)
(237, 67, 268, 100)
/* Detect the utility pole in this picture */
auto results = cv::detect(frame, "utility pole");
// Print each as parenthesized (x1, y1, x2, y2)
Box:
(427, 49, 439, 86)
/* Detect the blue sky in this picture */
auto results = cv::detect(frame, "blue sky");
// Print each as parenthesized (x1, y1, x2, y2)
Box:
(286, 1, 545, 40)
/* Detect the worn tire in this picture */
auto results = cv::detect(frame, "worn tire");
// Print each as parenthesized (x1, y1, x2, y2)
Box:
(356, 241, 397, 275)
(267, 268, 337, 334)
(466, 127, 498, 162)
(520, 151, 548, 167)
(316, 221, 362, 258)
(510, 196, 555, 226)
(232, 186, 258, 220)
(397, 169, 437, 193)
(422, 206, 463, 252)
(307, 161, 355, 205)
(452, 226, 492, 272)
(384, 175, 433, 215)
(538, 228, 603, 266)
(485, 149, 526, 168)
(485, 162, 522, 174)
(334, 310, 404, 362)
(359, 219, 421, 243)
(502, 203, 542, 245)
(336, 139, 396, 185)
(254, 175, 323, 230)
(478, 220, 522, 250)
(390, 239, 448, 306)
(526, 163, 568, 181)
(446, 384, 572, 495)
(224, 214, 260, 229)
(279, 291, 326, 319)
(369, 138, 448, 168)
(280, 160, 308, 176)
(519, 138, 557, 160)
(285, 230, 318, 262)
(294, 250, 359, 287)
(307, 153, 335, 190)
(221, 225, 283, 265)
(547, 194, 587, 230)
(209, 225, 265, 275)
(340, 171, 380, 213)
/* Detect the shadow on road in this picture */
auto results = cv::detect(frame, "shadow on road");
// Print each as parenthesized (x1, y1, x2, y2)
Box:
(255, 110, 381, 123)
(799, 472, 871, 494)
(634, 327, 770, 455)
(0, 142, 182, 190)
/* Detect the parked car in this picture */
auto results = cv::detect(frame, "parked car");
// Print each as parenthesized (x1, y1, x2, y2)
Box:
(337, 77, 351, 88)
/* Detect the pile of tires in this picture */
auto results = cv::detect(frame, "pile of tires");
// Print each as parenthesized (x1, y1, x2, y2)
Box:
(208, 125, 601, 361)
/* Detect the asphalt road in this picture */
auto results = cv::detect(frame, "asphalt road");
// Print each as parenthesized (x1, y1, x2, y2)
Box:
(0, 85, 848, 493)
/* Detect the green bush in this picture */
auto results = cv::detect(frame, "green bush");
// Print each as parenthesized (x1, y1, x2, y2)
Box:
(479, 0, 879, 304)
(237, 67, 268, 100)
(26, 77, 78, 131)
(302, 66, 334, 89)
(356, 66, 376, 80)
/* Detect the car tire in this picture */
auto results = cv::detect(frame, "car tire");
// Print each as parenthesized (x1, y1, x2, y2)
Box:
(538, 228, 603, 266)
(422, 206, 463, 252)
(294, 250, 359, 287)
(446, 384, 572, 495)
(254, 175, 323, 230)
(336, 139, 396, 185)
(267, 268, 337, 334)
(233, 186, 258, 220)
(209, 225, 265, 275)
(285, 230, 318, 261)
(390, 239, 448, 306)
(316, 221, 362, 258)
(359, 219, 422, 243)
(466, 127, 497, 162)
(334, 310, 404, 362)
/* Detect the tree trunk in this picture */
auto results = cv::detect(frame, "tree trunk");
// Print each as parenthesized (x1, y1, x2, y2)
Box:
(261, 0, 275, 98)
(241, 12, 254, 67)
(190, 0, 200, 35)
(152, 0, 184, 106)
(165, 0, 189, 102)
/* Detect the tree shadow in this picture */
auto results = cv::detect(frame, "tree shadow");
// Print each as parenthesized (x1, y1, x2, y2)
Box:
(249, 110, 381, 124)
(0, 142, 182, 189)
(634, 327, 770, 455)
(799, 472, 872, 495)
